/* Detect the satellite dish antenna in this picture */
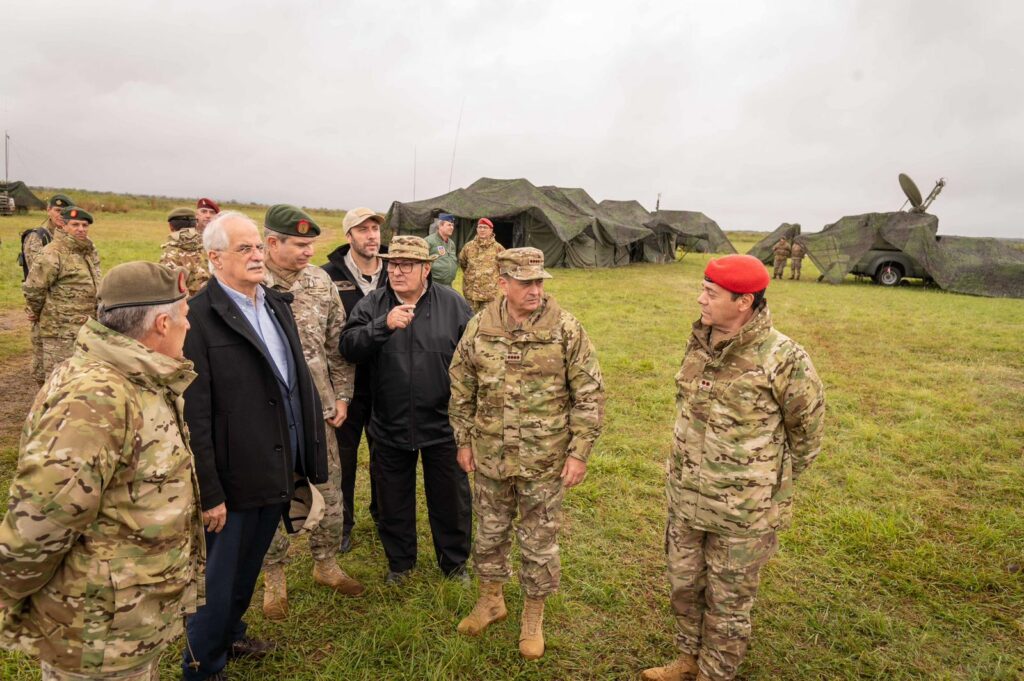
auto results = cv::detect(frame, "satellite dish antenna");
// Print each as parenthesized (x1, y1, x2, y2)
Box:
(899, 173, 923, 209)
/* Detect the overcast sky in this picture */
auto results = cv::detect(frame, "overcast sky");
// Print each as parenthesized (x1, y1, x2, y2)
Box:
(3, 1, 1021, 237)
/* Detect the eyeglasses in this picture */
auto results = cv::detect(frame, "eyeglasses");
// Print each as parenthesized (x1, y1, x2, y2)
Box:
(220, 243, 266, 256)
(386, 261, 422, 274)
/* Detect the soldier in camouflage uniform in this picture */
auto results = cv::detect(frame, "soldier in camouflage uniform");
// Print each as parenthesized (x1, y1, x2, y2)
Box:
(449, 247, 605, 660)
(641, 254, 825, 681)
(458, 217, 505, 313)
(788, 239, 806, 280)
(771, 237, 791, 279)
(22, 207, 101, 385)
(0, 262, 204, 681)
(160, 207, 210, 296)
(258, 205, 364, 620)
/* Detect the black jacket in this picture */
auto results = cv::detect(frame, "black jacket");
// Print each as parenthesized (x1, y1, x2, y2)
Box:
(183, 277, 328, 511)
(321, 243, 388, 396)
(340, 279, 472, 450)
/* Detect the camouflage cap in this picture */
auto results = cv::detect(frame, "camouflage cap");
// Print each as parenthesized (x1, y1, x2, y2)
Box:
(497, 247, 552, 281)
(380, 235, 437, 262)
(61, 206, 94, 224)
(265, 203, 321, 237)
(167, 207, 197, 221)
(283, 476, 326, 534)
(48, 193, 74, 209)
(98, 261, 188, 312)
(342, 207, 384, 234)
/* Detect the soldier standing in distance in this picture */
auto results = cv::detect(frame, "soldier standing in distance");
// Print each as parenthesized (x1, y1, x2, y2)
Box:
(771, 237, 791, 280)
(641, 254, 825, 681)
(458, 217, 505, 313)
(449, 247, 605, 660)
(195, 197, 220, 234)
(425, 212, 459, 287)
(22, 207, 101, 385)
(0, 262, 204, 681)
(160, 207, 211, 296)
(259, 205, 364, 621)
(789, 239, 806, 280)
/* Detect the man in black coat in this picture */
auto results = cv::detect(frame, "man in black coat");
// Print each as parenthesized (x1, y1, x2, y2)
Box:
(321, 207, 388, 553)
(181, 211, 328, 681)
(340, 235, 473, 583)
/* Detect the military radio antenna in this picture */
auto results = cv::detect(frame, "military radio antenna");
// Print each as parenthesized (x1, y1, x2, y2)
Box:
(412, 146, 417, 201)
(448, 97, 465, 192)
(4, 131, 9, 184)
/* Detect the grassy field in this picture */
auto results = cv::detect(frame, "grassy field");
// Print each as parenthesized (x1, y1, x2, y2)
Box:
(0, 197, 1022, 680)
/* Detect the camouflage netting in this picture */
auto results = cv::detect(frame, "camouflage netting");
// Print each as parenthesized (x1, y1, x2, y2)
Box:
(800, 212, 1024, 298)
(385, 178, 654, 268)
(0, 181, 45, 210)
(748, 223, 801, 264)
(644, 211, 737, 255)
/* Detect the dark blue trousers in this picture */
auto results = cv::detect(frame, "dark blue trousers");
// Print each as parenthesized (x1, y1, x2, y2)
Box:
(182, 504, 282, 680)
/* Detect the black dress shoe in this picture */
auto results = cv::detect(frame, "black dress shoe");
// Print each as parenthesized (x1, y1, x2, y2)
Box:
(338, 532, 353, 554)
(385, 568, 413, 585)
(228, 636, 276, 661)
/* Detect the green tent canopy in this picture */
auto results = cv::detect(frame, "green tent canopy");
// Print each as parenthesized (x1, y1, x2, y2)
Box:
(644, 211, 737, 255)
(747, 223, 801, 264)
(0, 181, 45, 211)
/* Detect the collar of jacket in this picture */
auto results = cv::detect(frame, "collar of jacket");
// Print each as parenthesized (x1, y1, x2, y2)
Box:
(385, 274, 434, 309)
(326, 242, 389, 285)
(54, 226, 96, 255)
(478, 294, 562, 340)
(167, 227, 203, 251)
(76, 318, 197, 395)
(208, 275, 294, 308)
(690, 302, 773, 358)
(264, 259, 302, 290)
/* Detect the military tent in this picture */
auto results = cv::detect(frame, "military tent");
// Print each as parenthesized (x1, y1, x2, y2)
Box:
(747, 223, 801, 264)
(0, 181, 45, 211)
(385, 178, 653, 268)
(643, 211, 737, 256)
(800, 212, 1024, 298)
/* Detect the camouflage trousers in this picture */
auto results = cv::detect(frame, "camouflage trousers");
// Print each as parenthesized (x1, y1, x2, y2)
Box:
(41, 660, 158, 681)
(772, 257, 787, 279)
(31, 322, 44, 384)
(40, 336, 77, 384)
(789, 258, 803, 279)
(472, 472, 564, 598)
(666, 509, 778, 681)
(264, 428, 344, 565)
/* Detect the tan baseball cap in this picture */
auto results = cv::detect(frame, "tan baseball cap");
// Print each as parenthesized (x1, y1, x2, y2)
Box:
(283, 476, 326, 534)
(342, 207, 385, 234)
(497, 247, 552, 281)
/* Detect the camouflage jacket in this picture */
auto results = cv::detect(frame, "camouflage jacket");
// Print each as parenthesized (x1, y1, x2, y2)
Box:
(458, 236, 505, 302)
(265, 262, 355, 414)
(772, 240, 792, 259)
(22, 218, 57, 272)
(669, 305, 825, 537)
(790, 242, 805, 259)
(0, 320, 205, 673)
(449, 296, 605, 481)
(159, 228, 210, 296)
(22, 228, 101, 339)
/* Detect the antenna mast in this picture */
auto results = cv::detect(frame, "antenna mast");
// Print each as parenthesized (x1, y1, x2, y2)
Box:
(448, 97, 465, 192)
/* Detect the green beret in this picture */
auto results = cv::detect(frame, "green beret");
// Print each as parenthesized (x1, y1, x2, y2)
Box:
(265, 204, 320, 237)
(48, 194, 74, 209)
(167, 207, 197, 221)
(61, 206, 93, 224)
(98, 262, 188, 312)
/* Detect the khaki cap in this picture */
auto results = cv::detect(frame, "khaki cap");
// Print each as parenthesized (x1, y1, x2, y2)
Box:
(379, 235, 436, 262)
(497, 247, 552, 281)
(342, 207, 384, 234)
(283, 477, 326, 534)
(98, 261, 189, 311)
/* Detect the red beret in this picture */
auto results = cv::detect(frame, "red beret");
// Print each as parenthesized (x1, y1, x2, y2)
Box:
(197, 197, 220, 213)
(704, 254, 770, 294)
(477, 217, 494, 229)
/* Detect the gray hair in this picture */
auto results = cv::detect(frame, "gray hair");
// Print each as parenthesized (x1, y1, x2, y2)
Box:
(263, 227, 290, 243)
(98, 300, 181, 340)
(203, 210, 257, 252)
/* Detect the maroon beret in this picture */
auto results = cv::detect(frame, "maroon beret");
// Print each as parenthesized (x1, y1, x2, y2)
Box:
(477, 217, 494, 229)
(197, 197, 221, 213)
(704, 254, 770, 294)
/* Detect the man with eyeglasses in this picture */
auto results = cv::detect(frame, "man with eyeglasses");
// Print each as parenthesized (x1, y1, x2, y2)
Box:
(180, 211, 330, 680)
(340, 235, 473, 585)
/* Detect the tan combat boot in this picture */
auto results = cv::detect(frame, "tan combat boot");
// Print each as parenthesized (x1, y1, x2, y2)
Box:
(457, 581, 507, 636)
(262, 564, 288, 620)
(518, 596, 546, 660)
(313, 558, 366, 596)
(639, 654, 699, 680)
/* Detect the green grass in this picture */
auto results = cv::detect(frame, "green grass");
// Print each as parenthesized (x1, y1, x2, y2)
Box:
(0, 204, 1022, 680)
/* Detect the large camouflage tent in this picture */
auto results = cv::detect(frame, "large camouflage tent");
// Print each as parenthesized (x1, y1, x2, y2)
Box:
(0, 181, 45, 211)
(748, 223, 801, 264)
(385, 177, 653, 268)
(800, 212, 1024, 298)
(643, 211, 737, 256)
